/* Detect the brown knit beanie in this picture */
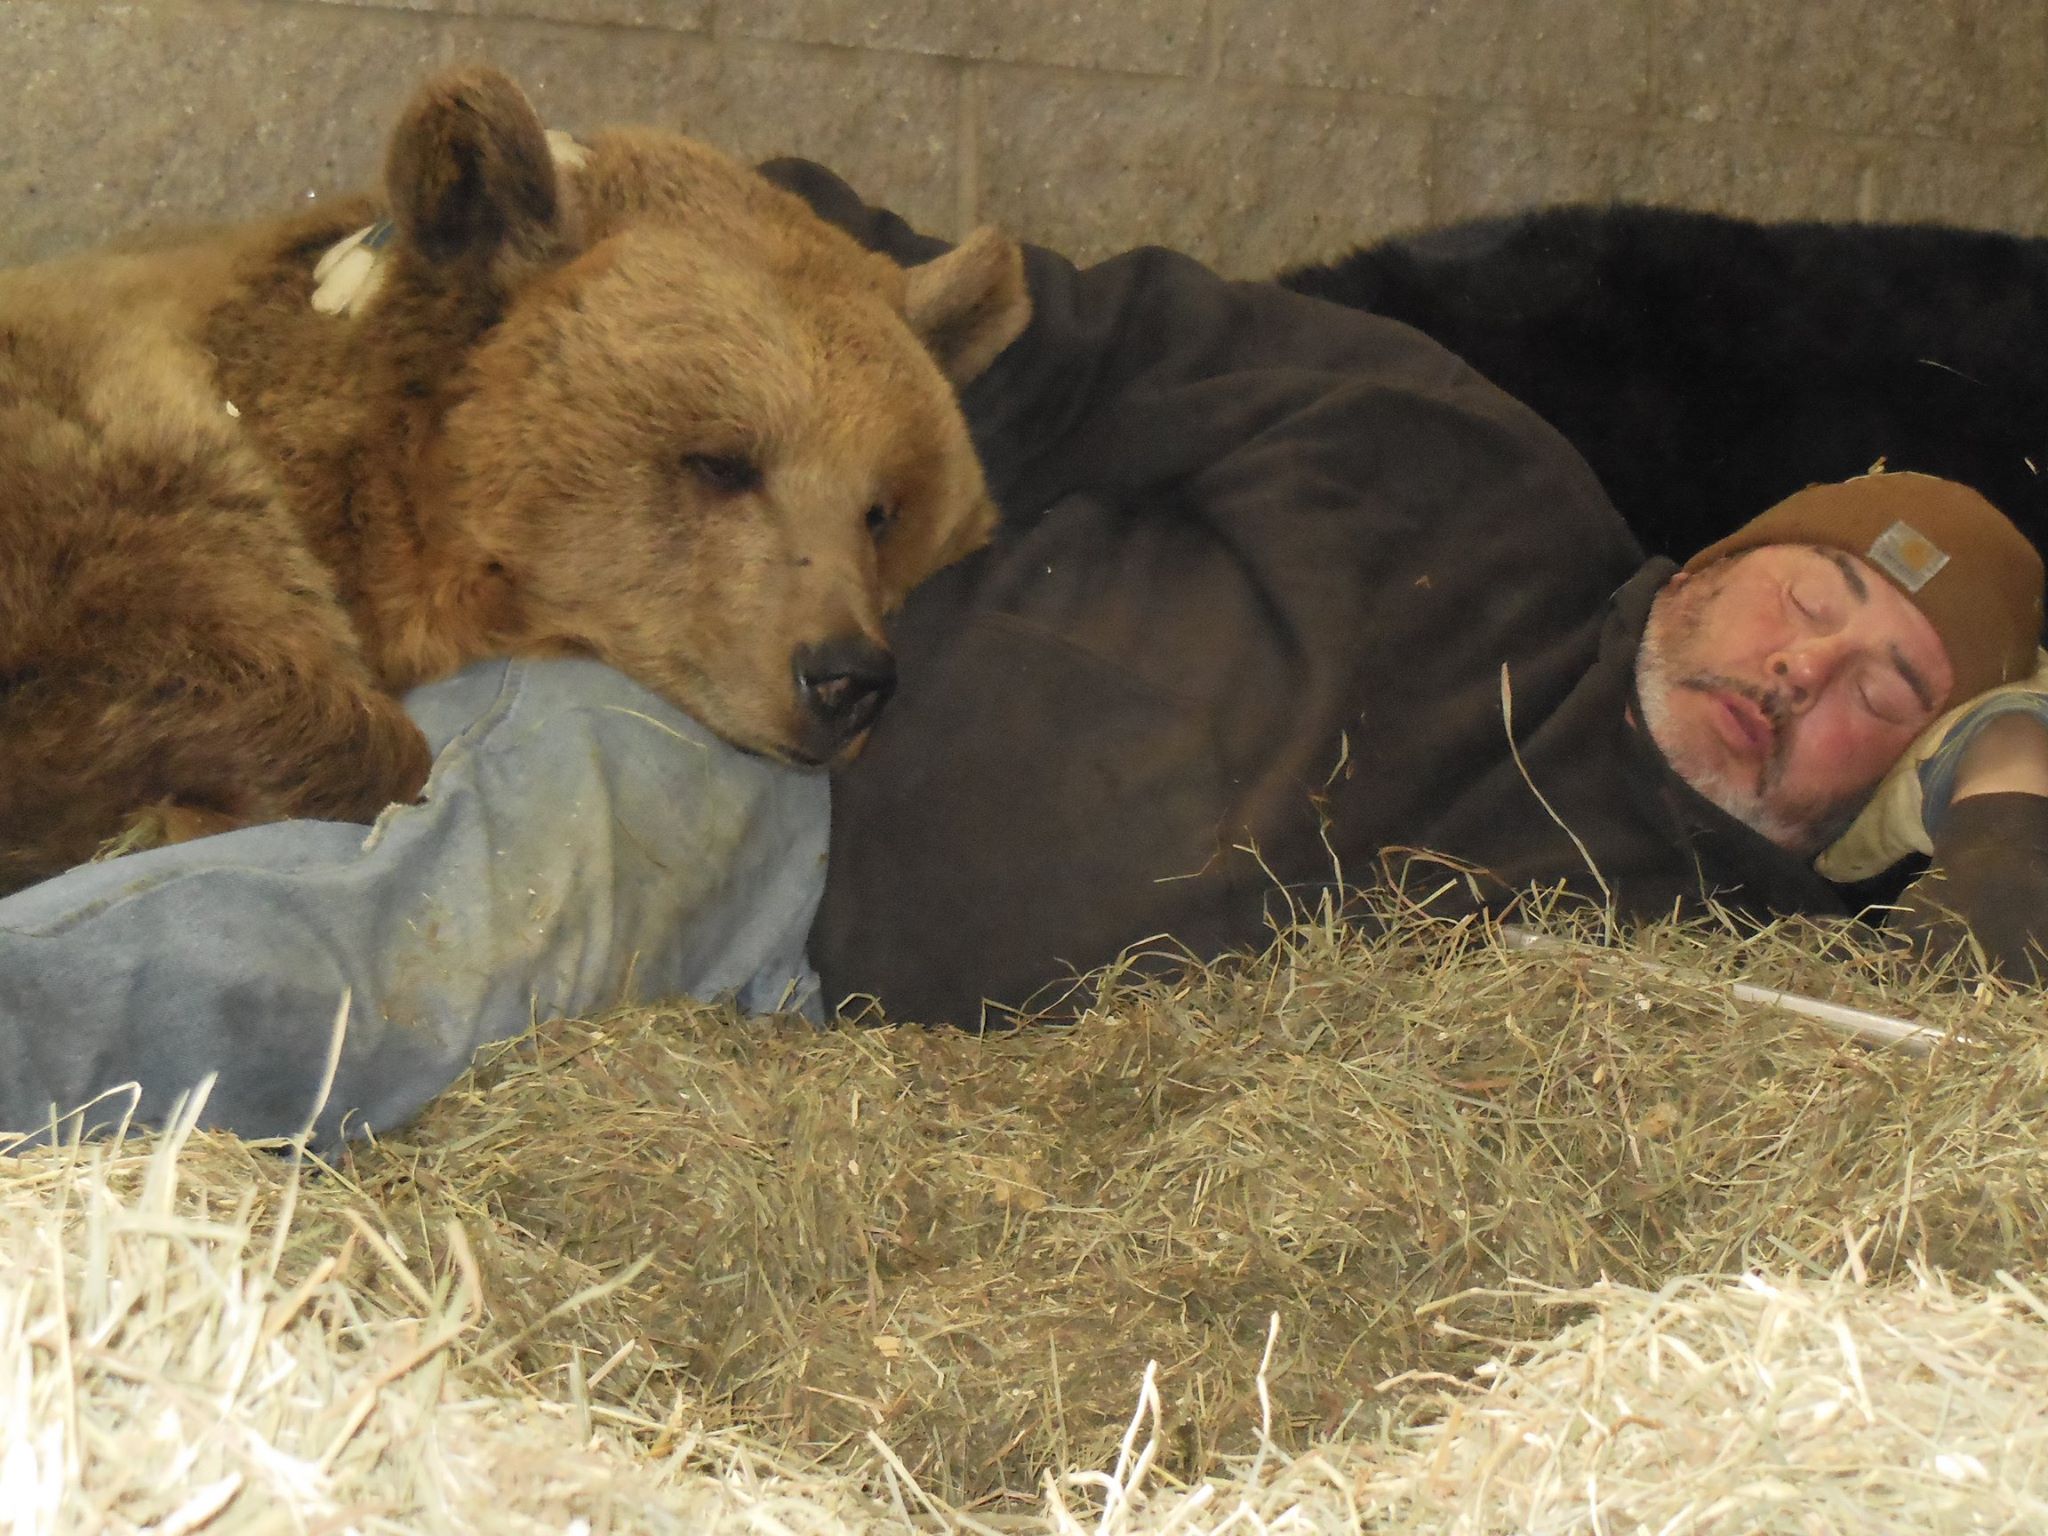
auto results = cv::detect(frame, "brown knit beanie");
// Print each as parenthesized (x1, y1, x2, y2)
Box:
(1684, 470, 2044, 704)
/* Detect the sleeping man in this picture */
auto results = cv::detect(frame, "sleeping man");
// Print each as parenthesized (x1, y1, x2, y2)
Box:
(3, 162, 2045, 1145)
(782, 162, 2048, 1024)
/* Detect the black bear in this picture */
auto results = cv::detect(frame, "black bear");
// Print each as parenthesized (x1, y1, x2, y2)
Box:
(1281, 205, 2048, 570)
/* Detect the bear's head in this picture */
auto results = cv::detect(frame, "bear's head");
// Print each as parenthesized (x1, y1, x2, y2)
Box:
(377, 68, 1027, 765)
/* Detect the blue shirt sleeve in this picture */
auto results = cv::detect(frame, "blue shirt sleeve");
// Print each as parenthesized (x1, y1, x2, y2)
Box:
(0, 659, 828, 1149)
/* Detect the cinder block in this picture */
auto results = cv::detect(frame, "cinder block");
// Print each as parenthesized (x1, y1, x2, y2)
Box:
(303, 0, 708, 28)
(1216, 0, 1650, 115)
(446, 21, 961, 236)
(1657, 0, 2046, 144)
(3, 0, 449, 266)
(1430, 113, 1643, 223)
(1865, 140, 2048, 235)
(0, 1, 959, 268)
(1628, 124, 1868, 223)
(975, 70, 1432, 276)
(721, 0, 1205, 77)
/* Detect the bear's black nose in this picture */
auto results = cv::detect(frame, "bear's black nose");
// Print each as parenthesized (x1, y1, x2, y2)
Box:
(794, 637, 897, 748)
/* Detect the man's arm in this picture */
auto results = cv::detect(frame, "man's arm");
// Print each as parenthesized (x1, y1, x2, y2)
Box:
(0, 659, 827, 1148)
(1946, 711, 2048, 799)
(1894, 710, 2048, 980)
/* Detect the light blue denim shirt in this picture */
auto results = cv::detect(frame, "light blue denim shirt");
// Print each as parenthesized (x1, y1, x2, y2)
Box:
(0, 659, 829, 1149)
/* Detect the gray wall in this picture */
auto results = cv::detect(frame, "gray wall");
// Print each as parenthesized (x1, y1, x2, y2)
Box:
(6, 0, 2046, 276)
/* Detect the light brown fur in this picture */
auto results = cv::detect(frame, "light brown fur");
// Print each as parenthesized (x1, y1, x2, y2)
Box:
(0, 69, 1028, 895)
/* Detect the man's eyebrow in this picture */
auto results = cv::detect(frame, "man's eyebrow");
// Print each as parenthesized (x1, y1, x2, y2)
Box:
(1821, 548, 1870, 602)
(1816, 548, 1937, 711)
(1889, 642, 1939, 714)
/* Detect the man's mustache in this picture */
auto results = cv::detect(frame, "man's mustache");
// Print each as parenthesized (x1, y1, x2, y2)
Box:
(1680, 673, 1791, 787)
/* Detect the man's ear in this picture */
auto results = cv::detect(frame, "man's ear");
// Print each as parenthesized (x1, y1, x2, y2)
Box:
(903, 227, 1031, 387)
(385, 67, 562, 269)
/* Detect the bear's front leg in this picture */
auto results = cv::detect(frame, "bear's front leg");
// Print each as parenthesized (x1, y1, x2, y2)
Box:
(0, 498, 433, 895)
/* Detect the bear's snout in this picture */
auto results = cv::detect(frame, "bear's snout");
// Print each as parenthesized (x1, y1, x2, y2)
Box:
(792, 636, 897, 758)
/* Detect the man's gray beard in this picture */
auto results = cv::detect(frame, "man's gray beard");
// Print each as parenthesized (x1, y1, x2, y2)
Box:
(1636, 584, 1865, 855)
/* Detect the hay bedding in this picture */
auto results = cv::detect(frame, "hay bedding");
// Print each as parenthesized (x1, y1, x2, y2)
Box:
(6, 908, 2048, 1528)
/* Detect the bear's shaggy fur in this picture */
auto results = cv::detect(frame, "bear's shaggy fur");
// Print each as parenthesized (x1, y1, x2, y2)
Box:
(1281, 204, 2048, 568)
(0, 68, 1028, 895)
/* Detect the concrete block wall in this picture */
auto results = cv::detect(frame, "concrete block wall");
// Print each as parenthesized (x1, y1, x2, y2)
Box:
(5, 0, 2046, 276)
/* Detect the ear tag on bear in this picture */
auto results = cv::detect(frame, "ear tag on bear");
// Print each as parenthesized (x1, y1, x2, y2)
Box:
(1866, 520, 1950, 594)
(311, 219, 397, 316)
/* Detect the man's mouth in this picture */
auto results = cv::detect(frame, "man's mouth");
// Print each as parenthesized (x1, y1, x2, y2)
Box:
(1708, 689, 1776, 759)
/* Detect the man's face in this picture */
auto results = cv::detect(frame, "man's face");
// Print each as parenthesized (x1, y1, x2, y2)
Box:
(1636, 544, 1954, 852)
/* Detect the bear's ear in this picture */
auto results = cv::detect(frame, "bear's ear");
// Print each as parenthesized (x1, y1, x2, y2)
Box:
(385, 67, 562, 268)
(902, 226, 1031, 387)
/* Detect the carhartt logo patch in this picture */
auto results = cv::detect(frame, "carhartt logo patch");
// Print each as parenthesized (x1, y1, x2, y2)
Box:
(1866, 520, 1950, 593)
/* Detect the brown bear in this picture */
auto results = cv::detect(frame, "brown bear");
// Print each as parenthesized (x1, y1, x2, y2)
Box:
(0, 67, 1028, 897)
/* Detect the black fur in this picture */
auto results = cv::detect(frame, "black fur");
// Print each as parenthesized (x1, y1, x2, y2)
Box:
(1279, 204, 2048, 567)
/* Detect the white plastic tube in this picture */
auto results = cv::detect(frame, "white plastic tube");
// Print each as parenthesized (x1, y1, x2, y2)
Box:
(1497, 924, 1950, 1057)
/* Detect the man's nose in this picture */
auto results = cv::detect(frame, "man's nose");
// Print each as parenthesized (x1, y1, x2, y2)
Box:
(1768, 636, 1848, 705)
